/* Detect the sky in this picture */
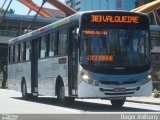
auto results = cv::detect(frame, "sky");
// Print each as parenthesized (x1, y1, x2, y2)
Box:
(0, 0, 65, 15)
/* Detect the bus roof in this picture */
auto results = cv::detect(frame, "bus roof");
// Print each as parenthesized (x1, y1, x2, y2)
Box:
(8, 10, 147, 45)
(8, 12, 81, 44)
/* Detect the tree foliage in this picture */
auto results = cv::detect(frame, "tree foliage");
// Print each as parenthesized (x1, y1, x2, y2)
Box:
(0, 8, 15, 14)
(0, 46, 8, 88)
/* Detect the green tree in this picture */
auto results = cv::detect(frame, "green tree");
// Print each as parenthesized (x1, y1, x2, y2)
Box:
(0, 8, 15, 14)
(0, 46, 8, 88)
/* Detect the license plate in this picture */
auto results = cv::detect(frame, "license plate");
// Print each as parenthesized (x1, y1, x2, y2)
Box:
(114, 88, 126, 92)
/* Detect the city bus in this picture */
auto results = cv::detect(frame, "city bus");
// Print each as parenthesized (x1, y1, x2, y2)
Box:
(8, 11, 152, 108)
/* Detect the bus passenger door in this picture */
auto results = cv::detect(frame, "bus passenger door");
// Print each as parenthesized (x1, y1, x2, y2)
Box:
(31, 39, 38, 95)
(68, 26, 78, 96)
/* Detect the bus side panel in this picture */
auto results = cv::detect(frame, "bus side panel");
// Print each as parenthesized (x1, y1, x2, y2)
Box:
(8, 64, 17, 91)
(38, 58, 56, 96)
(38, 57, 68, 96)
(8, 62, 31, 93)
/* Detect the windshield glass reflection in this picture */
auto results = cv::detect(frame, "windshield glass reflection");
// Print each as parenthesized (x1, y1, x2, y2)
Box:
(80, 29, 150, 74)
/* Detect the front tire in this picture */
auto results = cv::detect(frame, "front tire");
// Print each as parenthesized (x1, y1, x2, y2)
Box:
(110, 99, 126, 108)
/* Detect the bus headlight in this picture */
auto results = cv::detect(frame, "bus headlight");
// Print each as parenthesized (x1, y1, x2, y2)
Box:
(147, 75, 152, 80)
(138, 75, 151, 85)
(80, 71, 99, 86)
(82, 74, 89, 81)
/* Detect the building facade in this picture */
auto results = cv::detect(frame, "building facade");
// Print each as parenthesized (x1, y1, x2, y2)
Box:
(65, 0, 136, 11)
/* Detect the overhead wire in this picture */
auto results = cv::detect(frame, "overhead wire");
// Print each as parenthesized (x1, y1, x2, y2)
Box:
(26, 0, 46, 33)
(0, 0, 13, 23)
(0, 0, 8, 13)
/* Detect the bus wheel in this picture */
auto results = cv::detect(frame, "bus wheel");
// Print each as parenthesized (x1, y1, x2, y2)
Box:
(21, 82, 28, 99)
(57, 81, 66, 104)
(110, 99, 126, 108)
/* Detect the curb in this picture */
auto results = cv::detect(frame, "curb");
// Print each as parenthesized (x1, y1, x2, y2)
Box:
(126, 99, 160, 105)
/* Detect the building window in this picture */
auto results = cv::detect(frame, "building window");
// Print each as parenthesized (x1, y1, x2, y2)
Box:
(58, 29, 67, 56)
(117, 0, 122, 9)
(0, 26, 6, 30)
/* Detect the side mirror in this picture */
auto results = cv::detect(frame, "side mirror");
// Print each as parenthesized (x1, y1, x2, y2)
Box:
(72, 28, 80, 40)
(76, 28, 79, 34)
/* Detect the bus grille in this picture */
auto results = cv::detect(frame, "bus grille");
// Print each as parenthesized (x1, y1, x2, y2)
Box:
(99, 87, 140, 95)
(104, 92, 134, 95)
(100, 80, 138, 85)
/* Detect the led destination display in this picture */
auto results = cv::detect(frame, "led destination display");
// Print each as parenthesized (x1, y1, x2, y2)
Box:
(90, 15, 139, 23)
(81, 12, 149, 29)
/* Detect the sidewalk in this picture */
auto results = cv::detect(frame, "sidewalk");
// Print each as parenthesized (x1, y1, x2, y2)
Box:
(127, 95, 160, 105)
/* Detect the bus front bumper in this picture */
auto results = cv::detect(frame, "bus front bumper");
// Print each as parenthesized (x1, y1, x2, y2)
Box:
(78, 80, 152, 99)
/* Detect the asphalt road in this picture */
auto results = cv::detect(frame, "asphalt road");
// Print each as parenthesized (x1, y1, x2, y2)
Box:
(0, 88, 160, 114)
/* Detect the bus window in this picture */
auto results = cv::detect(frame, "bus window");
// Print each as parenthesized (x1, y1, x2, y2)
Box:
(40, 36, 47, 58)
(9, 46, 14, 63)
(8, 46, 11, 63)
(26, 41, 31, 61)
(46, 34, 50, 57)
(23, 42, 26, 61)
(15, 44, 19, 63)
(49, 32, 56, 57)
(20, 43, 24, 62)
(58, 29, 67, 56)
(18, 44, 21, 62)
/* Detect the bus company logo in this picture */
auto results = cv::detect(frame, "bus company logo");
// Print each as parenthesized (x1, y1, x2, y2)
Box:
(1, 114, 18, 120)
(39, 27, 46, 32)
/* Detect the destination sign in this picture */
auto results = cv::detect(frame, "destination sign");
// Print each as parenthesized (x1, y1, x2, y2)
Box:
(81, 12, 149, 29)
(90, 15, 139, 24)
(87, 55, 113, 62)
(84, 30, 108, 35)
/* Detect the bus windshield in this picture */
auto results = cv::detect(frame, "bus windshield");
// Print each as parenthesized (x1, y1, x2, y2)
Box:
(80, 29, 150, 74)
